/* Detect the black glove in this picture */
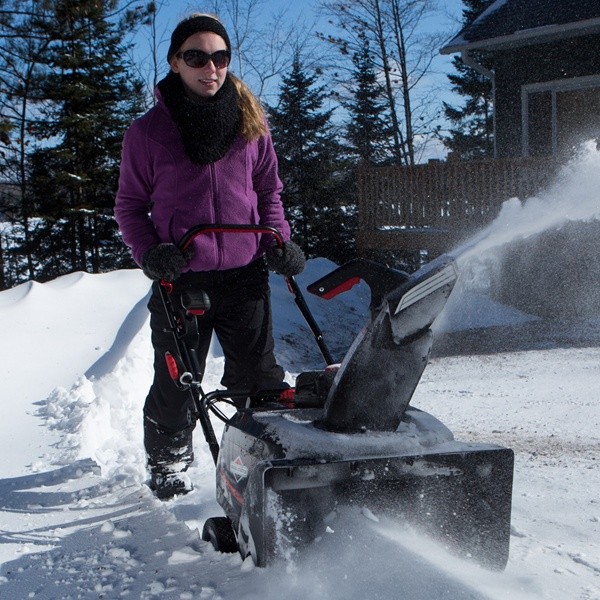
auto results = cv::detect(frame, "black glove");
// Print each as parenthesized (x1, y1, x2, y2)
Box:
(264, 240, 305, 277)
(141, 243, 193, 281)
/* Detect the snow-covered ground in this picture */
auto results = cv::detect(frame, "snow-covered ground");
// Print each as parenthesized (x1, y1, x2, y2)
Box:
(1, 145, 599, 599)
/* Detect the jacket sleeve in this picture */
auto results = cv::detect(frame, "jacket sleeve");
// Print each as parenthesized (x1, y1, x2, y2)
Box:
(114, 122, 161, 266)
(253, 130, 291, 242)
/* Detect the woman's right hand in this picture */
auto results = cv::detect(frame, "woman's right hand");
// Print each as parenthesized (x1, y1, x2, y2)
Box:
(141, 243, 193, 281)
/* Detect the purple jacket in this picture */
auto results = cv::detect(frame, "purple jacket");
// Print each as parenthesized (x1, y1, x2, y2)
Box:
(114, 92, 290, 272)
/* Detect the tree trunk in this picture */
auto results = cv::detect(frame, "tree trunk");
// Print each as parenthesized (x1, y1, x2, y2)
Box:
(372, 0, 407, 164)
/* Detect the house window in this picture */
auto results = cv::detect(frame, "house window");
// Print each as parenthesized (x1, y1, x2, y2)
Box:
(526, 91, 553, 157)
(556, 87, 600, 152)
(522, 75, 600, 157)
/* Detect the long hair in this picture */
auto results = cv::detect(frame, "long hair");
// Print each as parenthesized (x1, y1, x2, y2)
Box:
(230, 74, 268, 140)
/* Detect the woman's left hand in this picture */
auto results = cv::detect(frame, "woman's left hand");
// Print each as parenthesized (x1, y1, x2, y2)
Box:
(265, 240, 306, 277)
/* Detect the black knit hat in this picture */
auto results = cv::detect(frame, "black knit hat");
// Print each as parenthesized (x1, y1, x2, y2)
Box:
(167, 15, 231, 63)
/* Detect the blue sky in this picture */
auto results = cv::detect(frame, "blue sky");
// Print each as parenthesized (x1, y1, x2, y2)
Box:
(132, 0, 468, 159)
(139, 0, 466, 83)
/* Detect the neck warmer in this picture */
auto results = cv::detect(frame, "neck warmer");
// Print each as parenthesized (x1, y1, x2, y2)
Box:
(157, 71, 241, 165)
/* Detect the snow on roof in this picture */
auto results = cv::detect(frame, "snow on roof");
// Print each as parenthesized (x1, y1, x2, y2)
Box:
(441, 0, 600, 54)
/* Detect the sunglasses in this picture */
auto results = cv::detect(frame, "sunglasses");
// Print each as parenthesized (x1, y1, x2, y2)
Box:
(176, 49, 231, 69)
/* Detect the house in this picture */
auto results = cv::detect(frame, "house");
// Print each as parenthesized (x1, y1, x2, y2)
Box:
(358, 0, 600, 262)
(440, 0, 600, 158)
(432, 0, 600, 317)
(356, 1, 599, 316)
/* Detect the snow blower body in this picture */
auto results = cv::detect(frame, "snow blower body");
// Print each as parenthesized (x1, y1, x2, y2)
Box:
(158, 225, 514, 571)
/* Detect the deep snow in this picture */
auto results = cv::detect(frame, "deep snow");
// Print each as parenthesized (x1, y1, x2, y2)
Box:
(0, 144, 599, 599)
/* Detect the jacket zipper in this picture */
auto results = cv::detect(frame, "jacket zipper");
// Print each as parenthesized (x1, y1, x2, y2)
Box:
(209, 162, 224, 269)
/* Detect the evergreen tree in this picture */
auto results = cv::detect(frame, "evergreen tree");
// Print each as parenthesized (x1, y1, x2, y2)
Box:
(27, 0, 144, 280)
(442, 0, 494, 159)
(269, 53, 356, 263)
(0, 0, 55, 286)
(320, 0, 443, 166)
(342, 35, 392, 164)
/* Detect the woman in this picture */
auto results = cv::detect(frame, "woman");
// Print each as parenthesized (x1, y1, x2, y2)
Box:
(115, 13, 304, 499)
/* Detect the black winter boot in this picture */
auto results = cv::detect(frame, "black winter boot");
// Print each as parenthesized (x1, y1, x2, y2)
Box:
(144, 416, 195, 500)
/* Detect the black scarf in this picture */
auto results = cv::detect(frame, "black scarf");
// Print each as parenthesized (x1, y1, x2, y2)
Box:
(157, 71, 241, 165)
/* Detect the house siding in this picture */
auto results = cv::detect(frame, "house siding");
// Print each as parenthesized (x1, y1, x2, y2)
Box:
(491, 34, 600, 157)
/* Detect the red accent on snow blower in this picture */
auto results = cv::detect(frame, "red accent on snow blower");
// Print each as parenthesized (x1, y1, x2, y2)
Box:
(160, 280, 174, 294)
(165, 352, 179, 381)
(320, 276, 361, 300)
(278, 388, 296, 408)
(220, 469, 245, 506)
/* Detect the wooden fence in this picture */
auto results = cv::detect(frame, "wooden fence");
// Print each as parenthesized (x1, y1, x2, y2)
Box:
(357, 157, 558, 256)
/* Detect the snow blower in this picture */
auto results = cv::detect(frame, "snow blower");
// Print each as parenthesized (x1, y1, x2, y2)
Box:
(158, 224, 514, 571)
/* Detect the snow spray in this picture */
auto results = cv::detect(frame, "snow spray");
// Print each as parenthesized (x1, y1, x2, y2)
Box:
(452, 140, 600, 267)
(442, 140, 600, 318)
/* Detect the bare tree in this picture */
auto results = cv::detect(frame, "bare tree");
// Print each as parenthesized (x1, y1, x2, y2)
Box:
(142, 1, 163, 96)
(203, 0, 318, 102)
(319, 0, 443, 165)
(127, 0, 171, 106)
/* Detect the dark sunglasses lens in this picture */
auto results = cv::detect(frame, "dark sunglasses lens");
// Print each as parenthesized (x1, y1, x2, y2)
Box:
(182, 50, 209, 68)
(211, 51, 230, 68)
(182, 50, 229, 69)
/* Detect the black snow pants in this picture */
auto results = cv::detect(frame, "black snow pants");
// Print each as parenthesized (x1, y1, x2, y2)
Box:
(143, 258, 285, 472)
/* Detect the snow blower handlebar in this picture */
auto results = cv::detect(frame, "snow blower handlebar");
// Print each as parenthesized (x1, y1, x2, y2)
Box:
(172, 224, 334, 366)
(176, 223, 283, 254)
(155, 224, 335, 464)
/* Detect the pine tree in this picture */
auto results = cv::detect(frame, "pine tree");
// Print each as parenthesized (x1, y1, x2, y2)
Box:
(269, 53, 356, 263)
(0, 0, 55, 286)
(442, 0, 494, 159)
(27, 0, 144, 280)
(320, 0, 443, 166)
(342, 36, 392, 164)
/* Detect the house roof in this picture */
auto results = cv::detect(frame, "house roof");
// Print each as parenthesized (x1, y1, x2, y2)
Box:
(441, 0, 600, 54)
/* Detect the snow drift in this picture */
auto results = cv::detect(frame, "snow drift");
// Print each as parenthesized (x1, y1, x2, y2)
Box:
(0, 144, 599, 599)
